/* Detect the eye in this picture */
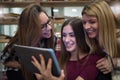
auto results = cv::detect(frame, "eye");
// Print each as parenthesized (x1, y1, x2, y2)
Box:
(82, 21, 86, 25)
(69, 33, 75, 37)
(41, 23, 47, 29)
(62, 33, 66, 37)
(41, 19, 51, 29)
(89, 19, 97, 24)
(89, 20, 96, 24)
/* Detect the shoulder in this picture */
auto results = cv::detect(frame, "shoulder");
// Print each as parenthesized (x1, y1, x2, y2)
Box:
(88, 54, 103, 62)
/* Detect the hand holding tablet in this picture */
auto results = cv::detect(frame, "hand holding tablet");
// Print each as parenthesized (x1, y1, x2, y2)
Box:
(13, 44, 61, 77)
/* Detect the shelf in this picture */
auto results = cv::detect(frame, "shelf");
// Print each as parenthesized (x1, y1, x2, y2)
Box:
(0, 18, 18, 25)
(0, 16, 70, 25)
(53, 19, 64, 23)
(40, 1, 92, 7)
(0, 39, 9, 43)
(0, 34, 11, 43)
(0, 2, 35, 8)
(0, 1, 92, 8)
(0, 1, 116, 8)
(0, 18, 65, 24)
(0, 20, 18, 25)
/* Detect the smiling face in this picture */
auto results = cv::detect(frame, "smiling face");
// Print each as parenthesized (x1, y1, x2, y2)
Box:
(82, 14, 99, 39)
(39, 12, 52, 39)
(62, 24, 77, 53)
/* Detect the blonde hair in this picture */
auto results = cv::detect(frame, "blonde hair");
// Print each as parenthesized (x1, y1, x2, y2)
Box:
(82, 1, 117, 57)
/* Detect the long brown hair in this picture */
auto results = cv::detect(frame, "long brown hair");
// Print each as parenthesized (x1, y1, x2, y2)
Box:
(2, 3, 54, 80)
(3, 3, 54, 52)
(59, 17, 90, 75)
(18, 4, 54, 48)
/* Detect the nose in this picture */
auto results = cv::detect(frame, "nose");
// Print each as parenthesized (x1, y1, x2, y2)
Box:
(65, 35, 70, 42)
(46, 24, 52, 30)
(84, 22, 91, 29)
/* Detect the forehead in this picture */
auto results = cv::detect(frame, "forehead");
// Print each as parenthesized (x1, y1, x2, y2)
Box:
(39, 12, 49, 24)
(82, 14, 97, 20)
(63, 25, 73, 33)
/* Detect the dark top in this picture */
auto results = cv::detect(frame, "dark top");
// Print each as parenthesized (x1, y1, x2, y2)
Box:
(66, 54, 103, 80)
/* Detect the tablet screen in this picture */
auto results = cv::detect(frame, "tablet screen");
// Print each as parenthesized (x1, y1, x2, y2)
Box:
(13, 44, 61, 77)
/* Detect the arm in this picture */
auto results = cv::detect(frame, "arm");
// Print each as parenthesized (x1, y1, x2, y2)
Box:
(96, 34, 120, 74)
(96, 57, 113, 74)
(1, 49, 21, 68)
(31, 54, 65, 80)
(96, 56, 120, 74)
(4, 61, 21, 68)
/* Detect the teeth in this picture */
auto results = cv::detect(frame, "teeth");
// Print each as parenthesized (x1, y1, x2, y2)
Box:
(66, 44, 71, 48)
(44, 32, 50, 35)
(88, 31, 92, 32)
(65, 42, 73, 48)
(87, 30, 94, 33)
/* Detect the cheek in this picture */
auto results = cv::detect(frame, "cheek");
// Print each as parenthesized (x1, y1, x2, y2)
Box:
(41, 30, 47, 37)
(62, 38, 68, 47)
(41, 33, 45, 38)
(96, 29, 99, 38)
(74, 40, 77, 46)
(94, 23, 99, 30)
(41, 31, 44, 36)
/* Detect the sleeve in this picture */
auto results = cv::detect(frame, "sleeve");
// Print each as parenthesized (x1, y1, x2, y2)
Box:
(0, 51, 10, 63)
(1, 49, 18, 64)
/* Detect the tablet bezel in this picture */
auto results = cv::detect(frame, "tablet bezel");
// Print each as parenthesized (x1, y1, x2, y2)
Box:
(13, 44, 61, 77)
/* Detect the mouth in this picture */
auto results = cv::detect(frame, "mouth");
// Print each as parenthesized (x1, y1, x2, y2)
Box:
(86, 29, 96, 34)
(66, 45, 72, 48)
(65, 41, 74, 49)
(43, 32, 51, 37)
(44, 31, 51, 35)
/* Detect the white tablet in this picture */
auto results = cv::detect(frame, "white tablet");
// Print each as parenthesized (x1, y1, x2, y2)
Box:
(13, 44, 61, 77)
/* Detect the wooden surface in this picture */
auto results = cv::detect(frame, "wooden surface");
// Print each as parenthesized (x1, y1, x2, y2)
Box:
(0, 39, 9, 43)
(0, 1, 92, 7)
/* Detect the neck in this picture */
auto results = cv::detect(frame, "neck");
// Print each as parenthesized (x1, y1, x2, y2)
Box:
(70, 51, 77, 61)
(70, 51, 88, 61)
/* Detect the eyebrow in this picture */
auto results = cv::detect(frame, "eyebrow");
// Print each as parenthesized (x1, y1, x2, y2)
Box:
(41, 19, 51, 25)
(62, 32, 74, 35)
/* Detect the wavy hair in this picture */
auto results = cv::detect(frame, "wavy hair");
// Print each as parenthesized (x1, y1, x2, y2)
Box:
(82, 1, 118, 57)
(2, 3, 54, 80)
(3, 3, 54, 52)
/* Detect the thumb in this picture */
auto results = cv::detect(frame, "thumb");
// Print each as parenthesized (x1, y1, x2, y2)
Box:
(59, 70, 65, 80)
(34, 73, 43, 80)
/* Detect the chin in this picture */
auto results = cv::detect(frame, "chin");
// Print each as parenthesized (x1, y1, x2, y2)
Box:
(43, 35, 51, 39)
(88, 35, 96, 39)
(66, 48, 75, 52)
